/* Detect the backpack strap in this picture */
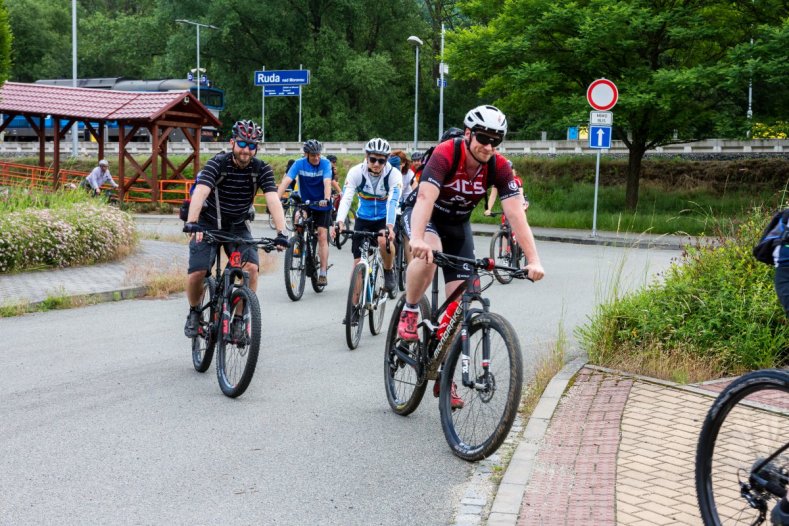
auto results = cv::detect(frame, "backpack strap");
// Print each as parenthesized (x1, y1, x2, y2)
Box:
(449, 137, 463, 176)
(212, 152, 257, 230)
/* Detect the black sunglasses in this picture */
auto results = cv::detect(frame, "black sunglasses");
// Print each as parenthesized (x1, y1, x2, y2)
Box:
(368, 156, 387, 165)
(235, 140, 258, 150)
(474, 132, 503, 147)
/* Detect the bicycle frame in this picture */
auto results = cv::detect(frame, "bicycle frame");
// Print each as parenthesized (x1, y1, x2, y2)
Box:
(204, 239, 252, 342)
(355, 234, 384, 308)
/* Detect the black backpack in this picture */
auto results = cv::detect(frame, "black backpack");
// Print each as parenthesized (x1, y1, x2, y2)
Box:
(753, 209, 789, 265)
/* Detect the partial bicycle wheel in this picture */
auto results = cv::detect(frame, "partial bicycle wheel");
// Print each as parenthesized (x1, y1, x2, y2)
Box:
(395, 234, 407, 292)
(490, 231, 514, 284)
(192, 276, 216, 373)
(383, 295, 431, 415)
(345, 263, 366, 349)
(336, 216, 352, 249)
(369, 262, 387, 336)
(216, 286, 261, 398)
(283, 200, 294, 231)
(284, 235, 306, 301)
(310, 236, 326, 293)
(696, 369, 789, 526)
(439, 313, 523, 461)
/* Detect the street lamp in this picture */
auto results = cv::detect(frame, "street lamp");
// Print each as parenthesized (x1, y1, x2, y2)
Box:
(175, 19, 218, 102)
(407, 35, 423, 152)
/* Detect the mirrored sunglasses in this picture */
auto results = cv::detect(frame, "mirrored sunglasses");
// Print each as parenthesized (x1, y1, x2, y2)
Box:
(235, 140, 258, 150)
(368, 156, 387, 165)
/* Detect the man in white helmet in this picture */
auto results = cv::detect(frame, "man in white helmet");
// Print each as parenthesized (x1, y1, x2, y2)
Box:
(396, 105, 545, 409)
(83, 159, 118, 196)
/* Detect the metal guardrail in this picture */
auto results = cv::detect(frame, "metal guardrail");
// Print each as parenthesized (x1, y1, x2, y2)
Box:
(0, 139, 786, 156)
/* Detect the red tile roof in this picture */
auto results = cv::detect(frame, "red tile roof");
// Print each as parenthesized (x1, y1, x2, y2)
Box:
(0, 82, 220, 125)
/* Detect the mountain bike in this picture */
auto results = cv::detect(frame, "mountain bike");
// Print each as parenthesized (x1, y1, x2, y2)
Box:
(190, 230, 277, 398)
(489, 213, 525, 285)
(383, 251, 530, 461)
(344, 231, 389, 350)
(394, 210, 408, 292)
(330, 193, 353, 250)
(269, 192, 294, 231)
(696, 368, 789, 525)
(283, 201, 329, 301)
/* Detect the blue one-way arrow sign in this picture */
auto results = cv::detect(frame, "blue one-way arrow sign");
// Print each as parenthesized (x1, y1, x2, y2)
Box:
(589, 125, 612, 149)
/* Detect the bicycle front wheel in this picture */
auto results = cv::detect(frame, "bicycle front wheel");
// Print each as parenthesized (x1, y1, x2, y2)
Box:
(696, 369, 789, 526)
(310, 237, 326, 293)
(490, 231, 514, 285)
(345, 263, 366, 349)
(383, 295, 430, 415)
(284, 236, 306, 301)
(192, 276, 216, 373)
(216, 286, 261, 398)
(395, 237, 407, 292)
(440, 313, 523, 461)
(369, 264, 387, 336)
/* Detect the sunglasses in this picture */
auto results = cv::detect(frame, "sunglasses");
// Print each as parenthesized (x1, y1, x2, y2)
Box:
(368, 156, 387, 165)
(235, 140, 258, 150)
(474, 132, 503, 147)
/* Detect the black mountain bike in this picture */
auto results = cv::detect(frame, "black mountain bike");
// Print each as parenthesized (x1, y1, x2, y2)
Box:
(696, 369, 789, 525)
(384, 251, 529, 461)
(344, 231, 389, 350)
(190, 230, 277, 398)
(489, 213, 525, 285)
(284, 201, 329, 301)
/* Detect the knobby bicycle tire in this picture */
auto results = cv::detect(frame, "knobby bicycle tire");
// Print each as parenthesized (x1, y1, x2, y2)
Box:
(396, 235, 407, 292)
(345, 263, 366, 350)
(490, 231, 514, 285)
(284, 235, 306, 301)
(310, 234, 326, 293)
(439, 313, 523, 461)
(369, 262, 387, 336)
(216, 286, 262, 398)
(696, 369, 789, 526)
(383, 294, 431, 415)
(192, 276, 217, 373)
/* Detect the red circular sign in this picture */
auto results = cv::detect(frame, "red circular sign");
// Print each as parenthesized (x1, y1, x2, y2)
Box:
(587, 79, 618, 111)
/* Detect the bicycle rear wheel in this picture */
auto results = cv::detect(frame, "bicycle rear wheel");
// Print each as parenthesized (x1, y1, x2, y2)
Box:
(192, 276, 216, 373)
(345, 263, 366, 350)
(439, 313, 523, 461)
(336, 216, 352, 249)
(383, 295, 430, 415)
(216, 286, 261, 398)
(696, 369, 789, 525)
(369, 263, 387, 336)
(284, 236, 306, 301)
(490, 231, 514, 284)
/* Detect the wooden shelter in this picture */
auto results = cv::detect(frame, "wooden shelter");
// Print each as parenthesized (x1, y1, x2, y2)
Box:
(0, 82, 221, 201)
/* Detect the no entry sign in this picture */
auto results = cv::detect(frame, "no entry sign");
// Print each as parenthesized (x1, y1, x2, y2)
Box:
(587, 79, 618, 111)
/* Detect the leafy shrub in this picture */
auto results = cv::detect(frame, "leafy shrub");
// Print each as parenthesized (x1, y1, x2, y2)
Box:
(0, 196, 137, 273)
(578, 207, 789, 376)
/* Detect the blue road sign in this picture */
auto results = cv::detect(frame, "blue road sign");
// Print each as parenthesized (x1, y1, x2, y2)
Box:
(589, 125, 612, 149)
(567, 126, 579, 140)
(264, 85, 301, 97)
(254, 70, 310, 86)
(436, 78, 447, 88)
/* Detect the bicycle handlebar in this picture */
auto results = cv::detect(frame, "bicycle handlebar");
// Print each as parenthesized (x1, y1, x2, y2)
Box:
(202, 230, 279, 253)
(432, 251, 533, 282)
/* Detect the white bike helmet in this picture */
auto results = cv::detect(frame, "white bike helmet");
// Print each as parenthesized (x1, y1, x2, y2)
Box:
(364, 138, 391, 156)
(463, 105, 508, 136)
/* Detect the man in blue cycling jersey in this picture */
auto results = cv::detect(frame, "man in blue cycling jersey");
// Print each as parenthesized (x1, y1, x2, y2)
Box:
(334, 138, 403, 297)
(277, 139, 333, 286)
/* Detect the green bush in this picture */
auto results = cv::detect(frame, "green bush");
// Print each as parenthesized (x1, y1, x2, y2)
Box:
(577, 207, 789, 375)
(0, 189, 137, 273)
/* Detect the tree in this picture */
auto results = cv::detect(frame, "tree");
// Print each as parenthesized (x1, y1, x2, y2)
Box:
(447, 0, 789, 210)
(0, 0, 11, 84)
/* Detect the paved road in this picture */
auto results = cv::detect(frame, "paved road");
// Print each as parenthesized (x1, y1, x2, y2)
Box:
(0, 237, 678, 525)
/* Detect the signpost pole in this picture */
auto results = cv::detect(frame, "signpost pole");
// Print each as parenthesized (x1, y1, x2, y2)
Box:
(298, 63, 303, 143)
(586, 78, 619, 239)
(261, 66, 265, 142)
(592, 149, 601, 237)
(438, 23, 445, 142)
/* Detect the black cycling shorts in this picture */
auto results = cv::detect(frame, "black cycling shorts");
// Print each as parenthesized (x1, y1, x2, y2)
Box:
(307, 208, 332, 230)
(401, 207, 474, 283)
(188, 221, 259, 274)
(351, 217, 387, 259)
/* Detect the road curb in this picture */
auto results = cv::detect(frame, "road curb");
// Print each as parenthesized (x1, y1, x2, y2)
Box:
(19, 285, 150, 311)
(486, 357, 587, 526)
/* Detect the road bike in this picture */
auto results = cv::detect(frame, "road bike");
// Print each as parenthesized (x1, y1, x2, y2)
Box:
(269, 192, 294, 232)
(384, 251, 529, 461)
(696, 368, 789, 525)
(344, 231, 390, 350)
(489, 213, 525, 285)
(190, 230, 277, 398)
(283, 201, 329, 301)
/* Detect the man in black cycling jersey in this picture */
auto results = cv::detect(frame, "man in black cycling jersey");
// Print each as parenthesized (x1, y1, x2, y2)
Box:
(398, 105, 545, 407)
(182, 120, 289, 338)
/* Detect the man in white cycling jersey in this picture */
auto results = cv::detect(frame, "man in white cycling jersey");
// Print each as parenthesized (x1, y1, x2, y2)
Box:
(334, 138, 403, 297)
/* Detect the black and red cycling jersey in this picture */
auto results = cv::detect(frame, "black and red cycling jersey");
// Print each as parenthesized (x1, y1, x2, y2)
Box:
(420, 139, 519, 224)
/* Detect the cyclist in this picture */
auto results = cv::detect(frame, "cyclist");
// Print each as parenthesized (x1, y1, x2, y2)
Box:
(410, 151, 423, 175)
(334, 138, 403, 296)
(398, 105, 545, 407)
(326, 154, 343, 195)
(82, 159, 119, 196)
(277, 139, 333, 286)
(484, 160, 529, 217)
(182, 120, 289, 338)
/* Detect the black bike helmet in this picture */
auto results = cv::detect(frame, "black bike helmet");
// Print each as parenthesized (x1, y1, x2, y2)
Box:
(410, 151, 422, 162)
(440, 127, 464, 142)
(303, 139, 323, 154)
(232, 119, 263, 143)
(326, 154, 338, 163)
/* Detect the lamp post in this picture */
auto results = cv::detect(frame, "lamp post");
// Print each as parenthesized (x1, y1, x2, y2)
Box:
(175, 19, 218, 102)
(71, 0, 78, 157)
(407, 35, 423, 152)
